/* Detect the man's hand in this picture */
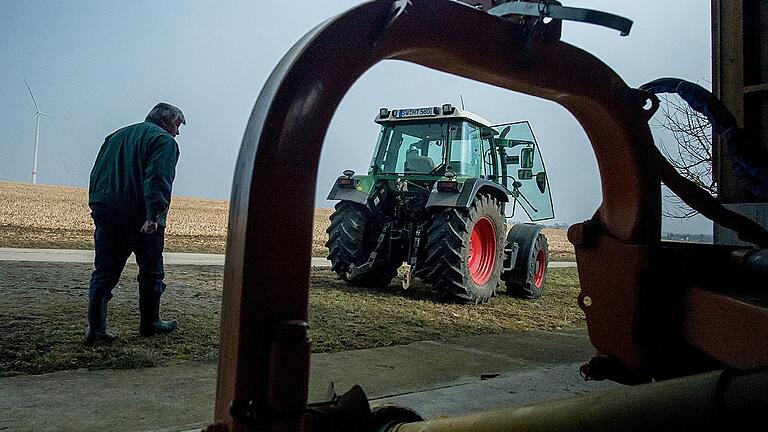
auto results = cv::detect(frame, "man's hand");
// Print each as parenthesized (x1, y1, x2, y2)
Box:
(141, 220, 159, 235)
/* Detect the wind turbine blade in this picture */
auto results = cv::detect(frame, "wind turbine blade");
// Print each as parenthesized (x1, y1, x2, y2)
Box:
(40, 112, 63, 120)
(24, 79, 41, 113)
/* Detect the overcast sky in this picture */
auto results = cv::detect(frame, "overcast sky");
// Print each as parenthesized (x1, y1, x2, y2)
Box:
(0, 1, 712, 233)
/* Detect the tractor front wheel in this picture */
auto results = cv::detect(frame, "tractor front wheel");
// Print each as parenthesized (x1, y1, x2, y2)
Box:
(503, 224, 549, 299)
(415, 195, 505, 303)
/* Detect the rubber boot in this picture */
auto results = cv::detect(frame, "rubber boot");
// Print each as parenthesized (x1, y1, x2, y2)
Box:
(139, 292, 178, 337)
(85, 296, 118, 346)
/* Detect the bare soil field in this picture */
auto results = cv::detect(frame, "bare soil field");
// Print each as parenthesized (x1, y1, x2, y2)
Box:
(0, 182, 230, 254)
(0, 182, 575, 260)
(0, 182, 581, 376)
(0, 261, 584, 376)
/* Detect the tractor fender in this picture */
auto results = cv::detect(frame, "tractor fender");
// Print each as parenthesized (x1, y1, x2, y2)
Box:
(425, 178, 509, 210)
(502, 223, 545, 278)
(326, 180, 369, 206)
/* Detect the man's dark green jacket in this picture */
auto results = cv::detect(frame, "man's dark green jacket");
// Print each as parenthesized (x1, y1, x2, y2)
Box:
(89, 120, 180, 226)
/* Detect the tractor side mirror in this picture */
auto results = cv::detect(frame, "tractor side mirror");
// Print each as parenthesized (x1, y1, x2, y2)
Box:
(535, 171, 547, 193)
(518, 169, 533, 180)
(520, 147, 534, 169)
(480, 128, 495, 139)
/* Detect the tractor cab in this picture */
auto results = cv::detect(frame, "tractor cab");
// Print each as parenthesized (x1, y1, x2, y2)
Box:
(368, 104, 554, 221)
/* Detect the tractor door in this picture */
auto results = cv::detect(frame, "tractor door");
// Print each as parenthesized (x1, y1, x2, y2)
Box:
(491, 121, 554, 221)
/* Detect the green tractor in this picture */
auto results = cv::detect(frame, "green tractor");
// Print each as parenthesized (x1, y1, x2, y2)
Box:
(326, 104, 555, 303)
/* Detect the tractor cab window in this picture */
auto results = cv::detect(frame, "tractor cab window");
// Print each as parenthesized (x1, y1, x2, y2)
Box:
(371, 121, 447, 174)
(447, 122, 482, 177)
(491, 121, 554, 221)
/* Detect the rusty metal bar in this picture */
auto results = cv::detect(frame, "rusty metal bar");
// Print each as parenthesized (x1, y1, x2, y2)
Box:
(388, 369, 768, 431)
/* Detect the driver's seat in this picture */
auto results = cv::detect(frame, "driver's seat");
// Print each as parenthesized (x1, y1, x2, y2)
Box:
(404, 149, 435, 173)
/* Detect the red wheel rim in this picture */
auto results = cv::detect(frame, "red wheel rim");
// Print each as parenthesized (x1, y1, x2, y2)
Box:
(468, 216, 497, 285)
(533, 248, 546, 288)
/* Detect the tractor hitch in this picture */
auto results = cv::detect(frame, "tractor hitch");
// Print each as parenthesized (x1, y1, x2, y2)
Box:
(349, 223, 392, 280)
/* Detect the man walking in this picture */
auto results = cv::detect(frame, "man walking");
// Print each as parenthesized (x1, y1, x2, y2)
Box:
(85, 103, 185, 345)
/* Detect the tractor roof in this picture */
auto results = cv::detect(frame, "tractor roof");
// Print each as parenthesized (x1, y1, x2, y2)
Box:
(375, 105, 493, 128)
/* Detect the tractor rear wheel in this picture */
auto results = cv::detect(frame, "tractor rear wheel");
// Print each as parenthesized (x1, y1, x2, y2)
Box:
(415, 195, 505, 303)
(326, 201, 399, 288)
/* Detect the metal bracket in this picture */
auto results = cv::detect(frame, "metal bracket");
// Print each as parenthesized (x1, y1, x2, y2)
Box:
(502, 242, 519, 273)
(401, 264, 412, 290)
(349, 222, 391, 279)
(488, 2, 633, 36)
(409, 223, 425, 266)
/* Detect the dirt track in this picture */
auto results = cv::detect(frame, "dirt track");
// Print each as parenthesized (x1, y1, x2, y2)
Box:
(0, 261, 221, 376)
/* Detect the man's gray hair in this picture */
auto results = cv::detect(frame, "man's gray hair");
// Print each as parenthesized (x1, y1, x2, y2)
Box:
(146, 103, 186, 130)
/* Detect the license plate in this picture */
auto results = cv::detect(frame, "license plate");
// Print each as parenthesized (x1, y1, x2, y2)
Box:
(393, 107, 435, 118)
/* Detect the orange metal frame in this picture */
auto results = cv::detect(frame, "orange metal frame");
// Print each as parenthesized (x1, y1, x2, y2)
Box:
(213, 1, 767, 430)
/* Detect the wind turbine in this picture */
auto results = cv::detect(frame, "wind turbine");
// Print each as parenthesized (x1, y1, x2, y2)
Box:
(63, 160, 71, 187)
(24, 79, 50, 184)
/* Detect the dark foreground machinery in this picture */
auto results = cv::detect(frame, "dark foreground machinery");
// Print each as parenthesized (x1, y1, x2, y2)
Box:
(325, 106, 553, 302)
(213, 1, 768, 431)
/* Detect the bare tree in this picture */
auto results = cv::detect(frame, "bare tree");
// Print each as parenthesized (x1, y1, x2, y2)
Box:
(652, 93, 716, 219)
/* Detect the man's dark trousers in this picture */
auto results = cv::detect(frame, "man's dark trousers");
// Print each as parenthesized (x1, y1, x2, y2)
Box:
(88, 204, 166, 335)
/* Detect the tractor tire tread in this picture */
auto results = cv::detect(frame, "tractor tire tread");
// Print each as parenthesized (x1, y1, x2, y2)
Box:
(414, 195, 504, 304)
(326, 201, 398, 288)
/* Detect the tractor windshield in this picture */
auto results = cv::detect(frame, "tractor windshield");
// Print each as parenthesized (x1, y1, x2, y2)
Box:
(371, 121, 448, 174)
(447, 121, 483, 177)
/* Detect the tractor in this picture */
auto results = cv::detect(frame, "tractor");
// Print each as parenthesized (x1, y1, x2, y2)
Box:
(325, 104, 554, 303)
